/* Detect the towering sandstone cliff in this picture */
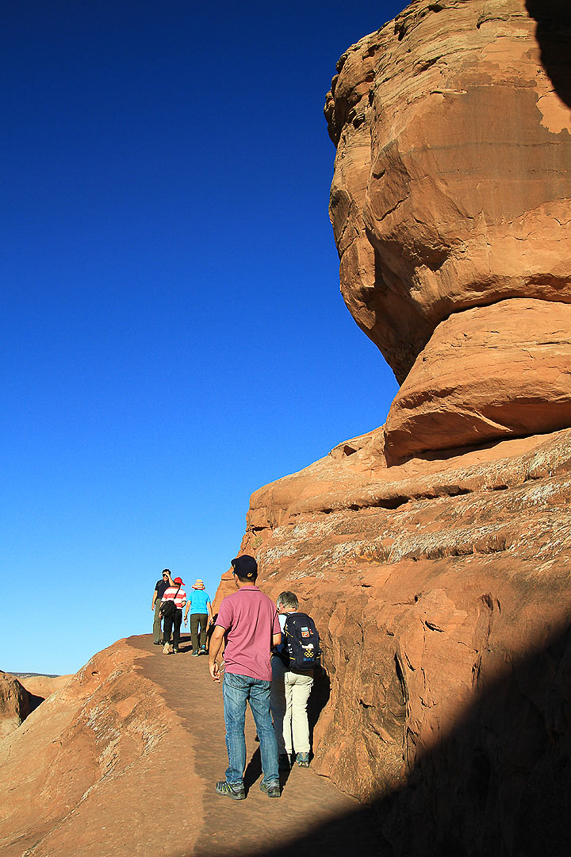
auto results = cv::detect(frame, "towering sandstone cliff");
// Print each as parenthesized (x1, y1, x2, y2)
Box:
(223, 1, 571, 854)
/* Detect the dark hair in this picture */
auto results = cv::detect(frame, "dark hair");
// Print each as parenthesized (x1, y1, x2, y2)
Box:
(231, 555, 258, 581)
(162, 569, 170, 577)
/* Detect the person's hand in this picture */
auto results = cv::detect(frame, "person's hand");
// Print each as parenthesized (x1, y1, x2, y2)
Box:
(209, 661, 221, 682)
(184, 618, 188, 626)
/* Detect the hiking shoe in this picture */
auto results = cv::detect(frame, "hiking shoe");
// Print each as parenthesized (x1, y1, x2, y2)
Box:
(260, 780, 281, 798)
(215, 780, 245, 800)
(173, 648, 179, 654)
(192, 650, 200, 657)
(163, 643, 172, 654)
(296, 753, 310, 767)
(278, 754, 291, 771)
(153, 641, 162, 646)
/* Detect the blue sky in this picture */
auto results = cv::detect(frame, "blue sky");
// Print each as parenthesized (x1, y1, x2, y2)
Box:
(1, 0, 402, 675)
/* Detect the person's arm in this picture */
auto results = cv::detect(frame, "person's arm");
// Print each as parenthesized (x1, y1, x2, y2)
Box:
(272, 632, 282, 650)
(152, 587, 157, 610)
(183, 600, 190, 624)
(208, 625, 226, 682)
(207, 599, 213, 624)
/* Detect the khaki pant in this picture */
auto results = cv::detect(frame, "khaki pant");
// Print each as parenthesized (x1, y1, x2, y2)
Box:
(190, 613, 208, 651)
(153, 600, 163, 643)
(271, 657, 313, 755)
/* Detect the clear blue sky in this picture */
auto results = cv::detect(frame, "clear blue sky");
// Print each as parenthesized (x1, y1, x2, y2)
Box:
(1, 0, 402, 675)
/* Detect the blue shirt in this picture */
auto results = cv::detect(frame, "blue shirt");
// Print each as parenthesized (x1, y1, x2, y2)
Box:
(188, 589, 211, 614)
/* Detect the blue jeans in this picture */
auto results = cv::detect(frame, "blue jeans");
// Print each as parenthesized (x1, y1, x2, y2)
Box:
(222, 671, 279, 786)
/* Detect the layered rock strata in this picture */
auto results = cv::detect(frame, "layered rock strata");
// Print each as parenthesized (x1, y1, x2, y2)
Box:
(236, 427, 571, 856)
(324, 0, 571, 461)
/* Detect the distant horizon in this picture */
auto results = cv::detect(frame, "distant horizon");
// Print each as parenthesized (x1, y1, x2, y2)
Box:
(1, 0, 403, 675)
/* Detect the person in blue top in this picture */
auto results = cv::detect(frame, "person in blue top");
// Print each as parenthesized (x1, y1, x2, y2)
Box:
(183, 579, 213, 655)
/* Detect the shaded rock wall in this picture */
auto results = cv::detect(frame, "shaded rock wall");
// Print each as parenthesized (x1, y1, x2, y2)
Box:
(0, 672, 29, 740)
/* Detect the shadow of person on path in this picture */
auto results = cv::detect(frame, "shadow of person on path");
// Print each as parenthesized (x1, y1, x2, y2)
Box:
(194, 619, 571, 857)
(526, 0, 571, 108)
(243, 747, 262, 794)
(308, 667, 330, 751)
(240, 669, 330, 794)
(242, 746, 293, 793)
(178, 633, 192, 653)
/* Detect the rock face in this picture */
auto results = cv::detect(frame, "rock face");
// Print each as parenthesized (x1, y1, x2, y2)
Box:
(324, 0, 571, 460)
(211, 2, 571, 854)
(0, 672, 29, 739)
(238, 427, 571, 856)
(385, 297, 571, 462)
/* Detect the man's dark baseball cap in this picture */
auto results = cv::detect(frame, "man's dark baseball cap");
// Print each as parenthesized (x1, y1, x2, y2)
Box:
(231, 555, 258, 579)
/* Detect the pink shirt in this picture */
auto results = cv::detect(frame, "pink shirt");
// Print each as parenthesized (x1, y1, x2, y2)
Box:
(162, 586, 187, 610)
(216, 586, 280, 681)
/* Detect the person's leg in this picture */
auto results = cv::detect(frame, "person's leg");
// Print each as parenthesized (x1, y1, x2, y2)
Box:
(248, 679, 279, 786)
(283, 670, 295, 754)
(290, 671, 313, 757)
(270, 657, 287, 756)
(222, 672, 249, 786)
(153, 600, 163, 642)
(191, 614, 200, 652)
(197, 613, 207, 649)
(163, 614, 173, 649)
(172, 611, 182, 651)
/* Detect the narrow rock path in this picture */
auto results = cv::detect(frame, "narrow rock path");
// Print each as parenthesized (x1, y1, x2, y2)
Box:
(128, 635, 385, 857)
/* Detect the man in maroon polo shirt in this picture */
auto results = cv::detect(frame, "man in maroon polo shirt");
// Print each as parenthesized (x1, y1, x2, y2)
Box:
(209, 555, 281, 800)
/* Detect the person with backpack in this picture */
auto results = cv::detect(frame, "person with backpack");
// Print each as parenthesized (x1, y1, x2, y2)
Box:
(160, 574, 187, 654)
(271, 591, 320, 769)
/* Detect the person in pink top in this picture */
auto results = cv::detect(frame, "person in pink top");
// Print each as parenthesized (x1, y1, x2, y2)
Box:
(209, 555, 281, 800)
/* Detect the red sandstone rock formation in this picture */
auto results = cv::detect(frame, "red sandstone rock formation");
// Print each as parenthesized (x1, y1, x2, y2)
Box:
(0, 672, 29, 740)
(237, 427, 571, 855)
(324, 0, 571, 461)
(19, 674, 73, 700)
(0, 640, 200, 856)
(212, 2, 571, 854)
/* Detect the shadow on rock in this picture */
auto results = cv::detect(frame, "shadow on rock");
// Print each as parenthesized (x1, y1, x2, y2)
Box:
(27, 692, 45, 714)
(221, 621, 571, 857)
(526, 0, 571, 107)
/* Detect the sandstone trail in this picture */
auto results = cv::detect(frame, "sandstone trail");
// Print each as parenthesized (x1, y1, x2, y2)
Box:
(0, 636, 382, 857)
